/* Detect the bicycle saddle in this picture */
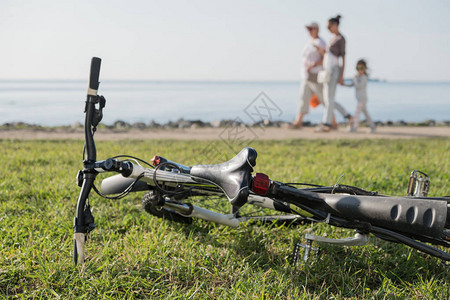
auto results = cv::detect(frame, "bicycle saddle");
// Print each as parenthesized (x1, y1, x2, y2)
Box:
(190, 147, 257, 208)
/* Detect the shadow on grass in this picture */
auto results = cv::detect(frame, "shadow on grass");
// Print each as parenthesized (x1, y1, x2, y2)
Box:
(169, 219, 449, 294)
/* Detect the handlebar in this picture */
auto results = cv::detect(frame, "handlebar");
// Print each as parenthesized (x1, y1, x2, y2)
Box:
(74, 57, 104, 265)
(88, 57, 101, 96)
(85, 158, 133, 176)
(84, 57, 103, 164)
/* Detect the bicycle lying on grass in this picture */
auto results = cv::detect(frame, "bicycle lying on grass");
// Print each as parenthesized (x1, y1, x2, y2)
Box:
(73, 57, 450, 266)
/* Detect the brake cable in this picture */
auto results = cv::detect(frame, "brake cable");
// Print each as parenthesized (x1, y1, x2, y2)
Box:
(92, 172, 145, 200)
(112, 155, 155, 169)
(152, 162, 195, 195)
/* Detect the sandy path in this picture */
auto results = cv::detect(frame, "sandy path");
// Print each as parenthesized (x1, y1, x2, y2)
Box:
(0, 126, 449, 140)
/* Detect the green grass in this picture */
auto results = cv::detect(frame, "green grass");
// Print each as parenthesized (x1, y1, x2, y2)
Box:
(0, 138, 449, 299)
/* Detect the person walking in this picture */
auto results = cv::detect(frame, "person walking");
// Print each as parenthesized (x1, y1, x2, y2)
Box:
(344, 59, 376, 133)
(316, 15, 352, 132)
(290, 21, 349, 129)
(289, 22, 326, 129)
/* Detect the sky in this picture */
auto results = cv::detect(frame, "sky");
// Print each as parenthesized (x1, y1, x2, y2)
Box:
(1, 0, 450, 82)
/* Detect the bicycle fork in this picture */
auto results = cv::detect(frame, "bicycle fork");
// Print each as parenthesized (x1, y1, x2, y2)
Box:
(73, 171, 97, 265)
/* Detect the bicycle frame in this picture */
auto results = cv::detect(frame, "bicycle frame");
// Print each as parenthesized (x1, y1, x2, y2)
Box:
(99, 162, 450, 260)
(74, 58, 450, 266)
(101, 172, 306, 227)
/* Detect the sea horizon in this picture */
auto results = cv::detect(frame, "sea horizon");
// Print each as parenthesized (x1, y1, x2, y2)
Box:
(2, 78, 450, 84)
(1, 79, 449, 126)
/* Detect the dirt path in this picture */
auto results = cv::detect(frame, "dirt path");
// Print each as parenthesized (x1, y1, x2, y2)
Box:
(0, 126, 449, 140)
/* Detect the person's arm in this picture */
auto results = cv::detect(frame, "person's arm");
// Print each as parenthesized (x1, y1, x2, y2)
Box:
(342, 78, 354, 87)
(314, 45, 326, 56)
(306, 58, 323, 72)
(309, 44, 325, 72)
(353, 75, 367, 89)
(316, 54, 324, 66)
(339, 55, 345, 85)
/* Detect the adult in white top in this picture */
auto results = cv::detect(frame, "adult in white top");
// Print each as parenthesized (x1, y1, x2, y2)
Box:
(301, 23, 326, 80)
(315, 15, 352, 132)
(290, 22, 326, 129)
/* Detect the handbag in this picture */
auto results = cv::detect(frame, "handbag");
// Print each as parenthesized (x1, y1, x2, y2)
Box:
(317, 70, 330, 83)
(307, 72, 318, 83)
(309, 94, 320, 108)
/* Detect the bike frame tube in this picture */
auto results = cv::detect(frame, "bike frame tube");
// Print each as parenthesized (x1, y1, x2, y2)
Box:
(74, 173, 96, 232)
(161, 196, 301, 227)
(185, 206, 240, 227)
(248, 194, 314, 217)
(270, 182, 448, 239)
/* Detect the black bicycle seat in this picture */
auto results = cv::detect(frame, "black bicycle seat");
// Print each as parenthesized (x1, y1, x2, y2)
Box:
(190, 147, 257, 208)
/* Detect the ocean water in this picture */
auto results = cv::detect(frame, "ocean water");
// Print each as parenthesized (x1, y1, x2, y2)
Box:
(0, 79, 449, 126)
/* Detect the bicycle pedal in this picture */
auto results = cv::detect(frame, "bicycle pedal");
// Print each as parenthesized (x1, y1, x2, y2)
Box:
(291, 239, 320, 266)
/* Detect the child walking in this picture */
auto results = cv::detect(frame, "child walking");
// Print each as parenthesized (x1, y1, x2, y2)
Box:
(344, 59, 375, 133)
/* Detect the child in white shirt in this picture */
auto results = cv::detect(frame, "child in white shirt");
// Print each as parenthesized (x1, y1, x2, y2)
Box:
(344, 59, 376, 133)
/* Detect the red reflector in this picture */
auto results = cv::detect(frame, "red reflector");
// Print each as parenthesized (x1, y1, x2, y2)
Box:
(151, 155, 161, 166)
(252, 173, 270, 195)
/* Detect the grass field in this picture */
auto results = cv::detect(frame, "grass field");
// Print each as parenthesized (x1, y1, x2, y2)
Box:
(0, 138, 449, 298)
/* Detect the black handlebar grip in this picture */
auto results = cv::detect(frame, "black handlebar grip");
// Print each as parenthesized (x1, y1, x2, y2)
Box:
(88, 57, 102, 95)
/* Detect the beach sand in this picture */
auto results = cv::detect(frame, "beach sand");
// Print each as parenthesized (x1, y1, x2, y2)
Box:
(0, 126, 448, 141)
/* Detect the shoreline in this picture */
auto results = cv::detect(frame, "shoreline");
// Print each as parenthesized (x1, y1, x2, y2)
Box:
(1, 126, 449, 140)
(2, 118, 449, 131)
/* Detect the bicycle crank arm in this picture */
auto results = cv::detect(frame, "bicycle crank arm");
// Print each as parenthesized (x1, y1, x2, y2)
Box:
(305, 232, 368, 246)
(161, 198, 240, 227)
(291, 233, 368, 266)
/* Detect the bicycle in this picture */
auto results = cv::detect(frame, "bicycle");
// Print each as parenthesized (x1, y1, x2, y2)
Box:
(73, 57, 450, 266)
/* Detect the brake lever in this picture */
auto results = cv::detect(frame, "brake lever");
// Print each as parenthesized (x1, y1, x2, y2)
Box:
(92, 95, 106, 129)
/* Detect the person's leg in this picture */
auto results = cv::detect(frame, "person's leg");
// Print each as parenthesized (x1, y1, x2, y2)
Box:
(291, 80, 312, 128)
(361, 102, 376, 131)
(353, 101, 364, 129)
(311, 81, 324, 104)
(331, 114, 338, 129)
(309, 81, 339, 130)
(314, 78, 345, 129)
(321, 83, 333, 126)
(321, 67, 339, 128)
(334, 101, 351, 119)
(333, 100, 353, 129)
